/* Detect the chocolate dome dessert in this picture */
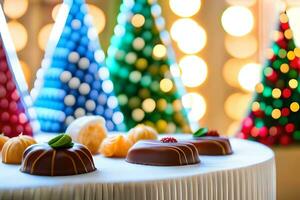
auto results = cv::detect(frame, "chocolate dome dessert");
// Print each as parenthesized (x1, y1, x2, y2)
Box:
(187, 137, 233, 155)
(126, 137, 200, 166)
(188, 128, 233, 155)
(21, 134, 96, 176)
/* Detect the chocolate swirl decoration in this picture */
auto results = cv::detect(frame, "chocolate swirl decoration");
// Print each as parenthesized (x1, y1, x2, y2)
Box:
(20, 134, 96, 176)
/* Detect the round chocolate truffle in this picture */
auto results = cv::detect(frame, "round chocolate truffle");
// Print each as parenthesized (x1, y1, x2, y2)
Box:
(21, 143, 96, 176)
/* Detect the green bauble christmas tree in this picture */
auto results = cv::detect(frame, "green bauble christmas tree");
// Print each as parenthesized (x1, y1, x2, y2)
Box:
(239, 11, 300, 146)
(106, 0, 191, 133)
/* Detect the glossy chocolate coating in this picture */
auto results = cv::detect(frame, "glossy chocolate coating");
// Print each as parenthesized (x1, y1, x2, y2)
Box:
(126, 140, 200, 166)
(21, 143, 96, 176)
(187, 136, 233, 155)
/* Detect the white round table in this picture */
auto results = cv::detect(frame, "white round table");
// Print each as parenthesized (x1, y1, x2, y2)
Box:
(0, 135, 275, 200)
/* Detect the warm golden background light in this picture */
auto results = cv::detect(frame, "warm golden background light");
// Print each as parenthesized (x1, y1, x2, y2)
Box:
(5, 0, 300, 136)
(5, 0, 300, 137)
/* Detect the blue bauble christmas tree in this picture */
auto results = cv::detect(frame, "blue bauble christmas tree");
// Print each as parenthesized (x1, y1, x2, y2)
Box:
(32, 0, 125, 133)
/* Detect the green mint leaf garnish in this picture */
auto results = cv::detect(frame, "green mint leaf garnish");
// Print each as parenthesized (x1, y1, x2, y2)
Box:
(193, 128, 208, 138)
(48, 134, 74, 149)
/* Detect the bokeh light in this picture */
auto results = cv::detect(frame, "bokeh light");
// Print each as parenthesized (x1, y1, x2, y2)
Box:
(225, 93, 252, 120)
(179, 55, 207, 87)
(289, 79, 298, 89)
(226, 0, 256, 7)
(38, 23, 54, 51)
(160, 78, 173, 92)
(132, 108, 145, 122)
(170, 19, 191, 41)
(153, 44, 167, 59)
(271, 108, 281, 119)
(225, 35, 257, 58)
(170, 19, 207, 54)
(142, 98, 156, 113)
(87, 4, 106, 34)
(182, 93, 206, 121)
(3, 0, 28, 19)
(226, 121, 241, 136)
(221, 6, 254, 37)
(169, 0, 201, 17)
(223, 59, 251, 88)
(131, 14, 145, 28)
(290, 102, 300, 112)
(7, 21, 28, 51)
(238, 63, 261, 91)
(287, 7, 300, 47)
(52, 4, 62, 21)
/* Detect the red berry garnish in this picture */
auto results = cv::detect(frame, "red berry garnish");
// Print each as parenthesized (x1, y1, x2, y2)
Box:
(207, 130, 219, 137)
(160, 137, 177, 143)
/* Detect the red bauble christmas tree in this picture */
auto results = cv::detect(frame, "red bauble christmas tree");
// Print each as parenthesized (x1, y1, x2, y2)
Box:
(239, 11, 300, 146)
(0, 6, 39, 137)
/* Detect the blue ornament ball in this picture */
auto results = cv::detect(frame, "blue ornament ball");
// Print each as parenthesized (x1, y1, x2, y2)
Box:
(95, 105, 104, 115)
(84, 74, 94, 84)
(89, 89, 99, 100)
(64, 107, 74, 116)
(77, 95, 86, 106)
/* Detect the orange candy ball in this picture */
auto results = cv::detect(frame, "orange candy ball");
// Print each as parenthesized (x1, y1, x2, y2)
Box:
(100, 135, 133, 158)
(128, 124, 158, 144)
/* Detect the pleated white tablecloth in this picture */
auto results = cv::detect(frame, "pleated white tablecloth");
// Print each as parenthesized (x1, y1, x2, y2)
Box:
(0, 135, 275, 200)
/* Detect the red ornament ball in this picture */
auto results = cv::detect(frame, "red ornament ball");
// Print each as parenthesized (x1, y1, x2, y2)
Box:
(269, 126, 278, 136)
(259, 126, 268, 138)
(160, 137, 178, 143)
(0, 72, 7, 84)
(243, 117, 253, 128)
(19, 113, 28, 124)
(285, 123, 295, 133)
(253, 109, 265, 117)
(1, 112, 9, 121)
(250, 127, 260, 137)
(10, 114, 18, 123)
(281, 107, 290, 116)
(11, 90, 19, 101)
(0, 99, 8, 108)
(282, 88, 291, 98)
(6, 80, 15, 91)
(266, 71, 278, 82)
(0, 86, 6, 98)
(290, 57, 300, 68)
(281, 22, 289, 31)
(277, 39, 287, 49)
